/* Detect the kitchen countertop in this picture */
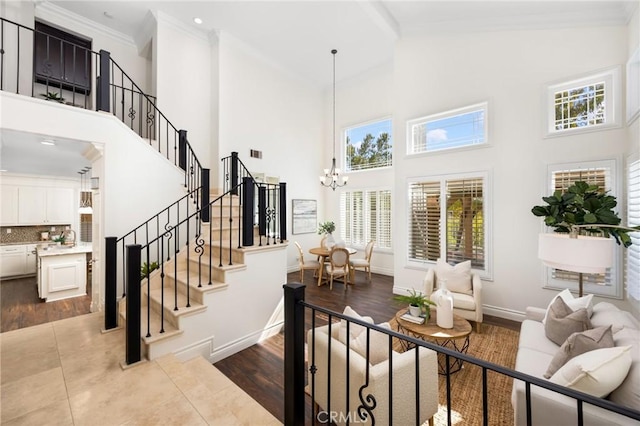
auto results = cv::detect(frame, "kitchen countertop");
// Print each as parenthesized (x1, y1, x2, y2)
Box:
(37, 243, 92, 257)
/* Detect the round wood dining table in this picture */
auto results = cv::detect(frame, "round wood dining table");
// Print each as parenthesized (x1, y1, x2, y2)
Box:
(308, 246, 357, 286)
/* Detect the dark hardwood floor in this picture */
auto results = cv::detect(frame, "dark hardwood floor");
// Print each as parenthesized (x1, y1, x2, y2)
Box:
(0, 275, 92, 332)
(214, 270, 520, 423)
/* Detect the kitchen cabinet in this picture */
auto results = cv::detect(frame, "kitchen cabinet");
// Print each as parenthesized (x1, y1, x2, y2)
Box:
(0, 245, 28, 278)
(25, 244, 38, 274)
(37, 244, 91, 301)
(0, 185, 19, 224)
(15, 186, 74, 225)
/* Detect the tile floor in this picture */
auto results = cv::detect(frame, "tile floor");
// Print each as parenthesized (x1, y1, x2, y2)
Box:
(0, 312, 281, 425)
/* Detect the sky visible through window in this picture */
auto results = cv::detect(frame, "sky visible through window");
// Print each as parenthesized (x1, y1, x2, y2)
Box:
(346, 119, 392, 149)
(425, 111, 484, 150)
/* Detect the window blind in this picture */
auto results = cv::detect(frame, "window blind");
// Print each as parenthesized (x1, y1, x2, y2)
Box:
(408, 181, 442, 262)
(340, 190, 391, 249)
(628, 159, 640, 300)
(446, 178, 484, 268)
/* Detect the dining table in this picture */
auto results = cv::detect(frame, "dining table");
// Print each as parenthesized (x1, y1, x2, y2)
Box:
(308, 246, 357, 287)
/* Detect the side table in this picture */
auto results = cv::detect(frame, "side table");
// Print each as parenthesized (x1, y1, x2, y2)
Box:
(395, 308, 472, 375)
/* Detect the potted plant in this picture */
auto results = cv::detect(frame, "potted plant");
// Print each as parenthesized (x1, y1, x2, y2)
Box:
(141, 261, 159, 279)
(318, 220, 336, 248)
(531, 180, 639, 247)
(40, 91, 65, 103)
(394, 289, 436, 318)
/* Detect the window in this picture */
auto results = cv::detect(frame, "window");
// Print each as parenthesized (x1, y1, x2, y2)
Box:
(627, 159, 640, 300)
(545, 160, 621, 298)
(545, 67, 621, 136)
(345, 118, 392, 171)
(340, 189, 391, 250)
(408, 172, 490, 276)
(407, 102, 487, 155)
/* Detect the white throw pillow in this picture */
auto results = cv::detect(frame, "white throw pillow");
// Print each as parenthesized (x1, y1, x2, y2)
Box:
(436, 259, 472, 295)
(352, 322, 392, 365)
(339, 306, 373, 345)
(609, 328, 640, 408)
(549, 346, 632, 398)
(542, 289, 594, 324)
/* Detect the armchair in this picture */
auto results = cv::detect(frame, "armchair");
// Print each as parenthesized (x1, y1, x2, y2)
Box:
(307, 323, 438, 426)
(424, 266, 483, 333)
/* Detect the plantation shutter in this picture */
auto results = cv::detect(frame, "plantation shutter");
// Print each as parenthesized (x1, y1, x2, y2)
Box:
(341, 190, 392, 249)
(408, 181, 441, 261)
(339, 193, 350, 243)
(628, 159, 640, 300)
(551, 167, 611, 285)
(446, 178, 484, 268)
(378, 190, 392, 249)
(368, 190, 378, 244)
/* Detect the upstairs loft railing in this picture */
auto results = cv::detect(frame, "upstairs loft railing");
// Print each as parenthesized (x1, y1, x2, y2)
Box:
(283, 283, 640, 426)
(106, 152, 287, 365)
(0, 17, 201, 196)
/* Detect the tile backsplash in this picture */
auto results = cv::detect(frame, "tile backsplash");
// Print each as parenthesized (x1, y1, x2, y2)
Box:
(0, 225, 71, 244)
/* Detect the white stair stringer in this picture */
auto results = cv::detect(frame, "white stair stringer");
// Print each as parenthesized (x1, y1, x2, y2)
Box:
(119, 228, 288, 363)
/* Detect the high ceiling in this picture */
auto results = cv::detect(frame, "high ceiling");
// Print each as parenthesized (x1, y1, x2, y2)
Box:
(1, 0, 637, 178)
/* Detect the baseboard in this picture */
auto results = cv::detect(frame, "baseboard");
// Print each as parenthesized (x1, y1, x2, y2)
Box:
(483, 304, 526, 322)
(172, 336, 216, 362)
(207, 320, 284, 364)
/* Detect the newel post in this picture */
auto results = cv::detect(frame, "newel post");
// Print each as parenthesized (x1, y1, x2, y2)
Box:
(279, 182, 287, 242)
(242, 177, 254, 247)
(125, 244, 141, 365)
(200, 168, 210, 222)
(231, 151, 239, 195)
(178, 130, 187, 171)
(284, 283, 306, 426)
(104, 236, 117, 330)
(97, 49, 111, 112)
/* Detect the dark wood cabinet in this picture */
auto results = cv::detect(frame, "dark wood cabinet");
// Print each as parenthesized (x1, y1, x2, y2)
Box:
(34, 22, 92, 94)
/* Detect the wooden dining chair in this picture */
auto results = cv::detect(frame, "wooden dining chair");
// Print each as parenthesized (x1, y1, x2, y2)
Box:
(324, 247, 350, 290)
(294, 242, 320, 283)
(350, 240, 375, 282)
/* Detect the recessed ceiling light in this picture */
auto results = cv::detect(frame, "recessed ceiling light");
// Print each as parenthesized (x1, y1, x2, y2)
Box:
(41, 139, 56, 146)
(0, 169, 7, 172)
(193, 17, 203, 25)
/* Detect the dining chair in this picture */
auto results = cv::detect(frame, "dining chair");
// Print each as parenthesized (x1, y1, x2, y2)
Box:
(294, 242, 320, 283)
(324, 247, 350, 290)
(349, 240, 375, 282)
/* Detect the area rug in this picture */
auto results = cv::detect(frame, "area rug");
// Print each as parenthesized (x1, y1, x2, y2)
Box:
(387, 319, 520, 426)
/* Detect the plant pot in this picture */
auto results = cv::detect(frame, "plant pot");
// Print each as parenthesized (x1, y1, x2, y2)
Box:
(409, 304, 422, 317)
(326, 233, 335, 249)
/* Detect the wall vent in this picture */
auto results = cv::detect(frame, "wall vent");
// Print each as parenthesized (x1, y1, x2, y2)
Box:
(250, 149, 262, 159)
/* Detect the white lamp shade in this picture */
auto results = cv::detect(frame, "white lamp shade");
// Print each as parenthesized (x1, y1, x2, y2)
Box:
(538, 233, 614, 274)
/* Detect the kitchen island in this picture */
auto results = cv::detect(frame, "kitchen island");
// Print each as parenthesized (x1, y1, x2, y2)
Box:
(37, 243, 92, 302)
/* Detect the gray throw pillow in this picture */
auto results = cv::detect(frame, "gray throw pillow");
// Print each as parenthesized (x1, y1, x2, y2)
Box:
(544, 296, 592, 346)
(544, 325, 614, 378)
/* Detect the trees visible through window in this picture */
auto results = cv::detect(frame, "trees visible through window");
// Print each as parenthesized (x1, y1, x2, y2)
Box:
(545, 67, 621, 136)
(408, 174, 488, 273)
(340, 189, 391, 249)
(345, 119, 392, 171)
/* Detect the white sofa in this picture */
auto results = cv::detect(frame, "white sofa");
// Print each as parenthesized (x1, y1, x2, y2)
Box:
(511, 302, 640, 425)
(307, 324, 439, 426)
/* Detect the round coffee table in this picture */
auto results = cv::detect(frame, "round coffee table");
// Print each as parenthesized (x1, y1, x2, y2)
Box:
(395, 308, 472, 375)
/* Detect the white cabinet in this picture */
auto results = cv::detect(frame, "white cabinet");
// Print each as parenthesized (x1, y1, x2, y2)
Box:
(0, 185, 19, 225)
(25, 244, 37, 274)
(13, 186, 75, 225)
(37, 247, 89, 302)
(0, 245, 27, 278)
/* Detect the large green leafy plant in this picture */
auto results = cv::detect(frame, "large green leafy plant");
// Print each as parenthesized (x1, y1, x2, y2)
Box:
(531, 181, 638, 247)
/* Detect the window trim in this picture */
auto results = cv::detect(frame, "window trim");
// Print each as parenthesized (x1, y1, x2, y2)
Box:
(543, 159, 623, 299)
(544, 66, 622, 138)
(344, 116, 393, 173)
(627, 156, 640, 301)
(406, 170, 493, 280)
(406, 101, 489, 156)
(339, 187, 393, 252)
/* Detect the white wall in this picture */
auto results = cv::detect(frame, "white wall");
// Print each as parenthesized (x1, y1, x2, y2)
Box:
(325, 63, 396, 275)
(392, 25, 632, 320)
(217, 32, 324, 271)
(153, 12, 212, 171)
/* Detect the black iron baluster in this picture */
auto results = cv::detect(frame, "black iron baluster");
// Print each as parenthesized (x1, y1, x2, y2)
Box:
(228, 192, 233, 265)
(483, 368, 489, 425)
(218, 199, 223, 267)
(185, 218, 190, 308)
(208, 204, 213, 286)
(145, 245, 151, 337)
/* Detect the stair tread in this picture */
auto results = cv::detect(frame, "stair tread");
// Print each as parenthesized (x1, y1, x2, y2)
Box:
(120, 305, 183, 345)
(147, 287, 208, 318)
(166, 269, 228, 292)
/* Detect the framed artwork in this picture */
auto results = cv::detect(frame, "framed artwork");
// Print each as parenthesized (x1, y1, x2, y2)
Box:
(627, 46, 640, 125)
(292, 199, 317, 234)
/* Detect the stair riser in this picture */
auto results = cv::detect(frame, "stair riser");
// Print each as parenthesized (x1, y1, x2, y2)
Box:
(145, 295, 181, 329)
(201, 227, 242, 243)
(184, 259, 227, 282)
(164, 276, 207, 304)
(207, 205, 241, 219)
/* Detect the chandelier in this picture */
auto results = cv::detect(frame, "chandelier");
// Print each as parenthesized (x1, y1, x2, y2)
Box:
(319, 49, 348, 190)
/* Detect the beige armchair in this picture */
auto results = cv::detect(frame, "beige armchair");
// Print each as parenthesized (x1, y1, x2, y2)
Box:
(424, 267, 483, 333)
(307, 324, 438, 426)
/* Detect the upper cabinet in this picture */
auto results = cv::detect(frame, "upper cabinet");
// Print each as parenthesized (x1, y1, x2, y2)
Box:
(0, 176, 77, 226)
(34, 22, 92, 94)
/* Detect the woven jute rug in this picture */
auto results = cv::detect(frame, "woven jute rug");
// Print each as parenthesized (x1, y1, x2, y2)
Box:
(388, 319, 520, 426)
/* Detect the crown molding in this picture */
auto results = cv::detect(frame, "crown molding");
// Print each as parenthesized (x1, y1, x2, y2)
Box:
(35, 1, 135, 47)
(154, 10, 211, 45)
